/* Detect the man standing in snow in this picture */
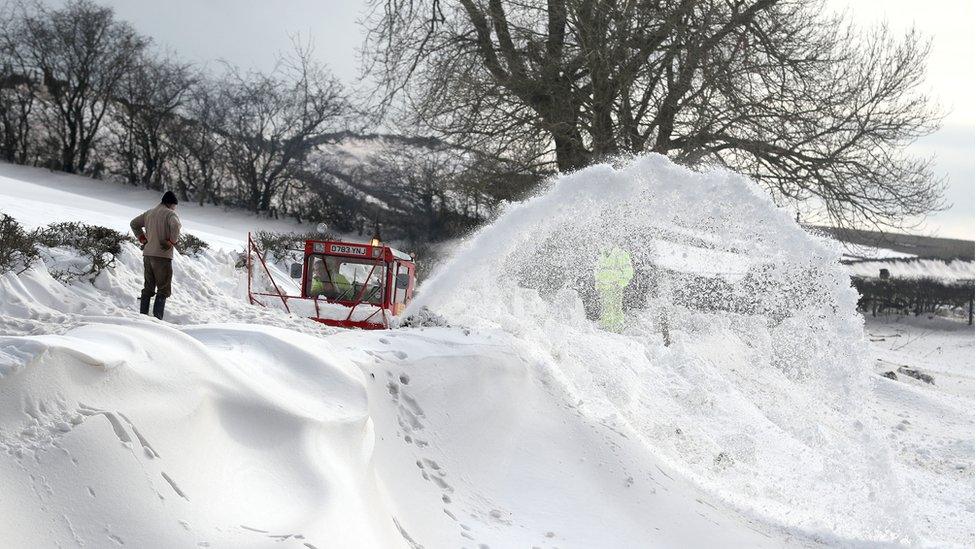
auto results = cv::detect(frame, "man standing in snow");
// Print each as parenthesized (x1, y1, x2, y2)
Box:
(130, 191, 181, 320)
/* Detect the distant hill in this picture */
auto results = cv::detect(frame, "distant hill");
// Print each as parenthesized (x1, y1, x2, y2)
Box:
(809, 226, 975, 261)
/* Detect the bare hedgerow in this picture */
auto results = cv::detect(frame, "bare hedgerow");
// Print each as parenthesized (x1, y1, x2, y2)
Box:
(179, 232, 209, 257)
(37, 221, 134, 281)
(0, 213, 40, 274)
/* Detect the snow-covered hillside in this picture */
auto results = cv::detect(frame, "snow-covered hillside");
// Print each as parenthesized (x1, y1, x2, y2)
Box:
(0, 163, 305, 250)
(0, 157, 972, 548)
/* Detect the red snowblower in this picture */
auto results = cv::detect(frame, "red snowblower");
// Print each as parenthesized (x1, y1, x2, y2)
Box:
(246, 233, 416, 329)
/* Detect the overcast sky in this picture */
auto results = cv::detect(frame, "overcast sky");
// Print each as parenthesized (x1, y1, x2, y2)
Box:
(76, 0, 975, 239)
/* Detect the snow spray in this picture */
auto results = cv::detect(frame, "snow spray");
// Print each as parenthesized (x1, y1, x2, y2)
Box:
(409, 154, 913, 542)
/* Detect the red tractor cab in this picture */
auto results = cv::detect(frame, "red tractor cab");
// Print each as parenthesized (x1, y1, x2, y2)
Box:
(246, 233, 416, 329)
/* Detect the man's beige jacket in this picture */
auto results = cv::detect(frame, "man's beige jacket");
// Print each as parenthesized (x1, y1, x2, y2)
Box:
(130, 204, 182, 259)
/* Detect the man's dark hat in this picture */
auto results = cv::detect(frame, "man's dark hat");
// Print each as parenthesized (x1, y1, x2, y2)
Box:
(161, 191, 178, 206)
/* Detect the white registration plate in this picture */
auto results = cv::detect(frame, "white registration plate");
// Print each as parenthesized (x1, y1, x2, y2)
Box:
(330, 244, 368, 256)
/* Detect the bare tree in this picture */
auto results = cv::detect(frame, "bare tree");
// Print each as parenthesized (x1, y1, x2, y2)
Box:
(364, 0, 945, 229)
(166, 79, 230, 205)
(367, 143, 463, 240)
(362, 140, 515, 239)
(216, 44, 352, 214)
(0, 54, 37, 164)
(0, 7, 37, 165)
(111, 53, 194, 188)
(5, 0, 147, 174)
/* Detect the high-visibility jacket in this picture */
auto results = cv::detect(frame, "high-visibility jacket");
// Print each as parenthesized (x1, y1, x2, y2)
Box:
(311, 272, 351, 298)
(332, 272, 352, 299)
(596, 248, 634, 290)
(595, 247, 633, 333)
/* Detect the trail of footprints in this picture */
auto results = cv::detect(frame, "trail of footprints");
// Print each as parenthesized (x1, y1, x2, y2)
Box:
(383, 364, 477, 545)
(373, 339, 575, 549)
(383, 361, 526, 549)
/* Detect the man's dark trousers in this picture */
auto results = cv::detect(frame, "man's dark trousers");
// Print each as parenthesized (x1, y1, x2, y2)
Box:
(140, 256, 172, 319)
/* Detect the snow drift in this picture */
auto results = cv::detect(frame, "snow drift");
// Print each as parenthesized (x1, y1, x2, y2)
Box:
(0, 318, 788, 548)
(0, 319, 401, 548)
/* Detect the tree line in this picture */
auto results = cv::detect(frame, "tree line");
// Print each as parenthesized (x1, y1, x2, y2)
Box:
(0, 0, 948, 244)
(0, 0, 523, 243)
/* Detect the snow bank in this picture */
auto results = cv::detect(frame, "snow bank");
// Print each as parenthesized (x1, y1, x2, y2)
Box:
(0, 241, 335, 337)
(411, 154, 913, 543)
(0, 319, 401, 548)
(0, 296, 790, 548)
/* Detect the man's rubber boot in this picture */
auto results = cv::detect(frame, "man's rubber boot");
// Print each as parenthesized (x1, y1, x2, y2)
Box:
(139, 296, 151, 315)
(152, 296, 166, 320)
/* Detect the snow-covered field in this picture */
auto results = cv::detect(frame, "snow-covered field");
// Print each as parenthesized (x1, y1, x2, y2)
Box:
(0, 158, 973, 548)
(845, 259, 975, 283)
(864, 315, 975, 545)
